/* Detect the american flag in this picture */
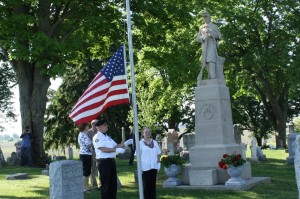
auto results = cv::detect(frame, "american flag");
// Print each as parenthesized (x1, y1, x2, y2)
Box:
(70, 45, 130, 125)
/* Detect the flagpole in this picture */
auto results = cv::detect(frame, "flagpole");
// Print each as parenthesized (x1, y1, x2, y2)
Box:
(125, 0, 144, 198)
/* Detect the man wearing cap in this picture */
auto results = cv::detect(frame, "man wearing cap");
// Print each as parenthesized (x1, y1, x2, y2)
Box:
(93, 119, 133, 199)
(87, 119, 99, 190)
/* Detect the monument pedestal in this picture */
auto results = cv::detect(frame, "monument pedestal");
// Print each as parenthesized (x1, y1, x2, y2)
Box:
(188, 79, 251, 185)
(286, 156, 294, 165)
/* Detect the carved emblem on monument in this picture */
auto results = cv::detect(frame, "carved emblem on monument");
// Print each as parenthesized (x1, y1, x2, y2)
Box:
(199, 104, 216, 120)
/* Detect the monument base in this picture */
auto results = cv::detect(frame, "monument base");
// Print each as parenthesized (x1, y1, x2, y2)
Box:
(183, 160, 252, 185)
(163, 177, 182, 187)
(225, 177, 246, 186)
(189, 167, 218, 185)
(286, 156, 294, 165)
(165, 177, 270, 191)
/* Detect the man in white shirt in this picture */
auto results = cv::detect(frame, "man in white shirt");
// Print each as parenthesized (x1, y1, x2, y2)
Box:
(93, 119, 132, 199)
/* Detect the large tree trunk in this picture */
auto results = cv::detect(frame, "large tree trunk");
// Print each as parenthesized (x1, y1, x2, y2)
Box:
(276, 118, 287, 148)
(265, 105, 287, 148)
(271, 87, 288, 148)
(14, 61, 50, 167)
(252, 76, 289, 148)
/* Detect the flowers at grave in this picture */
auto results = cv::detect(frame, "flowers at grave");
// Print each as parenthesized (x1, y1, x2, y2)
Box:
(218, 152, 246, 170)
(160, 154, 185, 168)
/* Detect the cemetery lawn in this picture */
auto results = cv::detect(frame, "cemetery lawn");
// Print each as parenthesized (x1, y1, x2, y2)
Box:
(0, 150, 297, 199)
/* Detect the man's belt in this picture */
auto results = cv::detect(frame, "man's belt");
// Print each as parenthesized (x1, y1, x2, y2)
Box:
(97, 158, 115, 161)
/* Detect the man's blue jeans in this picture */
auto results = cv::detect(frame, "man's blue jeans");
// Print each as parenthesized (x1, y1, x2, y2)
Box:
(20, 147, 32, 167)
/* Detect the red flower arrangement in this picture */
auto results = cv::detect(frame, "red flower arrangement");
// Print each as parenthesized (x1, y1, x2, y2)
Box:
(160, 155, 185, 168)
(218, 152, 246, 170)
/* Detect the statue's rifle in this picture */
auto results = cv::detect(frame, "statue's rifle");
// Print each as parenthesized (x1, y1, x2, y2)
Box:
(197, 31, 208, 83)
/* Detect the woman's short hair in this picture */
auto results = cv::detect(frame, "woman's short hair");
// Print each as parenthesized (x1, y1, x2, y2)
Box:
(142, 127, 151, 133)
(79, 123, 90, 132)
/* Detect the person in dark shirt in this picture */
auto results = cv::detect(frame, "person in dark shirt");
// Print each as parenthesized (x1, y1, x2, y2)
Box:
(128, 131, 136, 166)
(20, 126, 33, 167)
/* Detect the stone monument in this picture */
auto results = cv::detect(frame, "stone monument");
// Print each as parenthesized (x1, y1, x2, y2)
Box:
(188, 11, 251, 186)
(287, 133, 297, 165)
(162, 129, 179, 154)
(233, 124, 242, 145)
(49, 160, 83, 199)
(295, 135, 300, 199)
(289, 121, 295, 134)
(196, 11, 225, 85)
(183, 133, 195, 150)
(42, 164, 50, 176)
(250, 137, 259, 162)
(241, 143, 247, 160)
(257, 147, 267, 161)
(68, 147, 73, 160)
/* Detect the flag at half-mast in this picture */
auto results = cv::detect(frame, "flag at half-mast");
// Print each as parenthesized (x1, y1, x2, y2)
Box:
(70, 45, 130, 125)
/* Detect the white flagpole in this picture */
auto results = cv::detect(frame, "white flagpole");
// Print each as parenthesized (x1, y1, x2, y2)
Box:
(125, 0, 144, 198)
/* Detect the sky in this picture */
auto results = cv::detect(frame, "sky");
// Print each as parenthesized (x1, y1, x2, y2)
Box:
(1, 78, 62, 136)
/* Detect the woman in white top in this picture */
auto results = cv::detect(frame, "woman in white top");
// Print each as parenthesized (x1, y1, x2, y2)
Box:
(139, 127, 161, 199)
(78, 123, 93, 193)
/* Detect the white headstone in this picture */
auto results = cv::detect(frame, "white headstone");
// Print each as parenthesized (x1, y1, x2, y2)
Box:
(183, 133, 195, 150)
(257, 147, 267, 161)
(68, 147, 73, 160)
(287, 133, 297, 165)
(167, 143, 174, 155)
(250, 137, 258, 161)
(241, 143, 247, 160)
(0, 149, 5, 168)
(289, 122, 295, 134)
(233, 124, 242, 145)
(294, 135, 300, 199)
(162, 129, 179, 154)
(50, 160, 84, 199)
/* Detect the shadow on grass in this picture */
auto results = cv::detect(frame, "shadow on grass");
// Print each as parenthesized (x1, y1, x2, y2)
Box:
(0, 187, 49, 199)
(0, 166, 50, 199)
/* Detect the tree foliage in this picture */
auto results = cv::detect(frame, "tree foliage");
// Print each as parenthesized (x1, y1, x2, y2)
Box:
(193, 0, 300, 147)
(293, 117, 300, 133)
(227, 1, 299, 147)
(0, 0, 129, 166)
(0, 62, 16, 132)
(127, 0, 199, 135)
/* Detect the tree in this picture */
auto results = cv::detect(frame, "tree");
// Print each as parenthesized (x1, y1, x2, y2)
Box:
(0, 62, 16, 132)
(127, 0, 300, 144)
(230, 93, 273, 146)
(0, 1, 127, 166)
(294, 117, 300, 133)
(205, 0, 300, 147)
(127, 0, 199, 134)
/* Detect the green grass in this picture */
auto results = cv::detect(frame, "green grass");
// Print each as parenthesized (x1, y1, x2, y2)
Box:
(0, 140, 80, 160)
(0, 150, 297, 199)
